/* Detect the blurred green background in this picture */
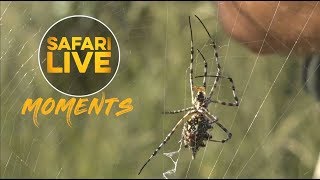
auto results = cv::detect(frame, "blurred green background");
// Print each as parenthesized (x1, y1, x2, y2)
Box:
(1, 1, 319, 178)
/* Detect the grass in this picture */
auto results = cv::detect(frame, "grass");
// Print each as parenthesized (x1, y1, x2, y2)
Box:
(1, 1, 319, 178)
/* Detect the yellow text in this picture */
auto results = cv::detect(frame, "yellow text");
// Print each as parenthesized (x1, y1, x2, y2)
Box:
(21, 93, 133, 127)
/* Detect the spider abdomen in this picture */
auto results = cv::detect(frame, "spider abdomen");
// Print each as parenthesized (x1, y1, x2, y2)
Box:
(182, 114, 213, 159)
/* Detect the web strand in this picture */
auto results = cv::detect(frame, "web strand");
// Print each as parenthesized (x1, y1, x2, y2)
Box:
(162, 2, 169, 175)
(207, 1, 281, 178)
(223, 1, 318, 178)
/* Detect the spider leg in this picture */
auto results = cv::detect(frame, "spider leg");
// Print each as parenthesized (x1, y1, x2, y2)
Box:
(194, 15, 222, 99)
(189, 16, 195, 104)
(162, 107, 195, 114)
(196, 75, 239, 107)
(209, 122, 232, 143)
(196, 49, 208, 91)
(138, 110, 195, 175)
(200, 108, 232, 143)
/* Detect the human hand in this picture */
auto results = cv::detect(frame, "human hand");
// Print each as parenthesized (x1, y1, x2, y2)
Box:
(218, 1, 320, 56)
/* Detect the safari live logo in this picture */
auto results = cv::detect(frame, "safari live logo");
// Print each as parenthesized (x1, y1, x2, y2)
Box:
(21, 15, 133, 127)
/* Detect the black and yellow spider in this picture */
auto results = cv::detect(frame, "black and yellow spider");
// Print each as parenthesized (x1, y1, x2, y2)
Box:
(138, 15, 239, 175)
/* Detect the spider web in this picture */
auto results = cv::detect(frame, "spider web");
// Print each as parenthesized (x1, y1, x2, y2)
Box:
(0, 2, 138, 178)
(161, 1, 319, 179)
(1, 1, 319, 179)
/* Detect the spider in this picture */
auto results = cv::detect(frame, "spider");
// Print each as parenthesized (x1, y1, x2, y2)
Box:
(138, 15, 239, 175)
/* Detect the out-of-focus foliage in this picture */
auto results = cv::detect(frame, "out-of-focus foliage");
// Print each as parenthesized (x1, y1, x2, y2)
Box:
(1, 1, 319, 178)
